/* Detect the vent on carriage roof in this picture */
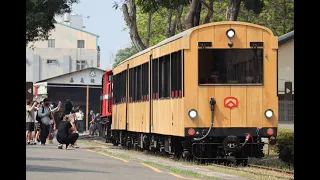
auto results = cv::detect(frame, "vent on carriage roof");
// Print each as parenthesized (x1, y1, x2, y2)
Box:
(279, 31, 294, 46)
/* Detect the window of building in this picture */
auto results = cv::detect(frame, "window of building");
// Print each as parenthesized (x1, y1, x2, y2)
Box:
(76, 60, 87, 70)
(198, 49, 263, 85)
(77, 40, 85, 48)
(48, 39, 55, 48)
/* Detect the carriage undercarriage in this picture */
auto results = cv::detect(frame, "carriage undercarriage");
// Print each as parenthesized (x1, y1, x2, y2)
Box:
(105, 129, 271, 166)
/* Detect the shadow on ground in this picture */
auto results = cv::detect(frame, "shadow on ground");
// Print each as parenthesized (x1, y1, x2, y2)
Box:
(26, 164, 107, 173)
(26, 157, 80, 162)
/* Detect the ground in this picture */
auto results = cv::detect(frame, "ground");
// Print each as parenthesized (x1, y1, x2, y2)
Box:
(26, 143, 198, 180)
(26, 135, 293, 180)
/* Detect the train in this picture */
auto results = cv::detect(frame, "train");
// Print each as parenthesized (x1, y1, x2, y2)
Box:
(100, 21, 278, 165)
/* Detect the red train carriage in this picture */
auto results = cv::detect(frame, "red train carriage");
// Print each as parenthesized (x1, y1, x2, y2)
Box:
(100, 70, 113, 139)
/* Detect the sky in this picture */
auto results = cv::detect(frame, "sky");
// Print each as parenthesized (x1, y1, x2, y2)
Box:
(72, 0, 131, 70)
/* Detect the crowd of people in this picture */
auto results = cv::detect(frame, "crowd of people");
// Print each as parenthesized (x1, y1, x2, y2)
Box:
(26, 98, 103, 150)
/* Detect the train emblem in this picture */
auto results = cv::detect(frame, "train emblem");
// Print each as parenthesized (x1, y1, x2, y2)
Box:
(224, 96, 239, 109)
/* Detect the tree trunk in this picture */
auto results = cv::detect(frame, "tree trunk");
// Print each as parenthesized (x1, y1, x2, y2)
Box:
(194, 0, 202, 26)
(166, 9, 173, 38)
(184, 0, 201, 29)
(170, 5, 184, 37)
(122, 0, 146, 51)
(226, 0, 241, 21)
(146, 11, 152, 47)
(282, 0, 287, 35)
(203, 0, 214, 24)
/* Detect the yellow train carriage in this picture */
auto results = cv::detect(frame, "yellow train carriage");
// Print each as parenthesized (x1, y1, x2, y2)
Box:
(111, 21, 278, 163)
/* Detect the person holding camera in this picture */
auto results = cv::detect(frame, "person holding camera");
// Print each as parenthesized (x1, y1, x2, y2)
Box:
(56, 114, 79, 149)
(37, 98, 60, 145)
(26, 99, 37, 145)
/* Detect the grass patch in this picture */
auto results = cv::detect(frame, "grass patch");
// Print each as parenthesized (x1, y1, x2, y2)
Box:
(143, 161, 220, 180)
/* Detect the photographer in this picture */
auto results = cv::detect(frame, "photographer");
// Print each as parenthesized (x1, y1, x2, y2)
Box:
(38, 98, 60, 145)
(56, 114, 79, 149)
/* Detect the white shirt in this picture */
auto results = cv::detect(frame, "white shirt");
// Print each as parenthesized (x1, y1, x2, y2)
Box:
(76, 112, 84, 121)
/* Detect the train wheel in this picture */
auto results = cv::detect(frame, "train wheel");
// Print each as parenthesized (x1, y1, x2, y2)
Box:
(236, 159, 248, 166)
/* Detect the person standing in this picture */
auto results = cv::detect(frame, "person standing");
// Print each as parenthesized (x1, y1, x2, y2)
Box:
(88, 110, 95, 134)
(94, 113, 103, 137)
(38, 98, 60, 145)
(75, 109, 84, 133)
(26, 100, 37, 145)
(32, 102, 40, 144)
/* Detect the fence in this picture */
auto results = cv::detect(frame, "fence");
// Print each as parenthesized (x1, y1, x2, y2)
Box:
(278, 95, 294, 123)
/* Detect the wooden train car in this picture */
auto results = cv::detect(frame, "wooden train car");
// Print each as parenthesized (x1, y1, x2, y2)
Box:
(110, 21, 278, 164)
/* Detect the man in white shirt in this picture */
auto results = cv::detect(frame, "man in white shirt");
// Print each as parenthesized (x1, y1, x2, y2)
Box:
(26, 99, 37, 145)
(75, 109, 84, 133)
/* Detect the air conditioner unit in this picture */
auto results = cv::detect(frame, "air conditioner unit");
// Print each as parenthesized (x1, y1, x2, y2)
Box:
(47, 59, 58, 64)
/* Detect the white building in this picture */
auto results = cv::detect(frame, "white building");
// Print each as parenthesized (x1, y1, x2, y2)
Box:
(278, 31, 294, 95)
(26, 14, 101, 83)
(278, 31, 294, 130)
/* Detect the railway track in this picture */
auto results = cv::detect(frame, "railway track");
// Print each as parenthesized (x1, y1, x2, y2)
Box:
(247, 164, 294, 175)
(79, 137, 294, 179)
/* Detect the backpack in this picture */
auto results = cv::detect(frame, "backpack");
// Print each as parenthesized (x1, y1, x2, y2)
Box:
(36, 106, 45, 124)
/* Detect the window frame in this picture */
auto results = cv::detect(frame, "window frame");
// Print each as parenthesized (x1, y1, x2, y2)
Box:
(77, 40, 85, 48)
(48, 39, 55, 48)
(198, 48, 264, 86)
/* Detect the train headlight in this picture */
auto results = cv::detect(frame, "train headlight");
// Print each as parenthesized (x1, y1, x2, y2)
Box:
(188, 109, 198, 119)
(264, 109, 274, 119)
(226, 28, 235, 38)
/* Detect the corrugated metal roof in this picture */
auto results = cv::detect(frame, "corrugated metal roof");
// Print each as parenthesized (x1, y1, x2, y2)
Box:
(279, 31, 294, 45)
(36, 67, 105, 83)
(56, 22, 100, 37)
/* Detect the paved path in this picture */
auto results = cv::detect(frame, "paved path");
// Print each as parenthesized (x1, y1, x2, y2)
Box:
(26, 142, 199, 180)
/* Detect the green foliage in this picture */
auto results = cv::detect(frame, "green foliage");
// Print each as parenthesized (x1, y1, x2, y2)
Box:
(26, 0, 79, 45)
(244, 0, 264, 14)
(137, 0, 189, 13)
(115, 0, 293, 67)
(274, 129, 294, 165)
(238, 0, 294, 36)
(113, 45, 139, 68)
(136, 7, 167, 47)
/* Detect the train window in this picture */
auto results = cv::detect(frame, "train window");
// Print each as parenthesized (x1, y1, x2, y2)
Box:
(164, 55, 170, 98)
(113, 74, 118, 104)
(170, 50, 183, 98)
(142, 62, 149, 101)
(129, 68, 134, 102)
(159, 56, 168, 98)
(121, 71, 127, 103)
(152, 58, 159, 99)
(134, 66, 142, 102)
(198, 49, 263, 85)
(108, 75, 112, 83)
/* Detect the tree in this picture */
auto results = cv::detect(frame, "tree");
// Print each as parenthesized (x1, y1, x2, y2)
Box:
(226, 0, 264, 21)
(26, 0, 79, 45)
(114, 0, 147, 51)
(113, 45, 139, 67)
(184, 0, 202, 29)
